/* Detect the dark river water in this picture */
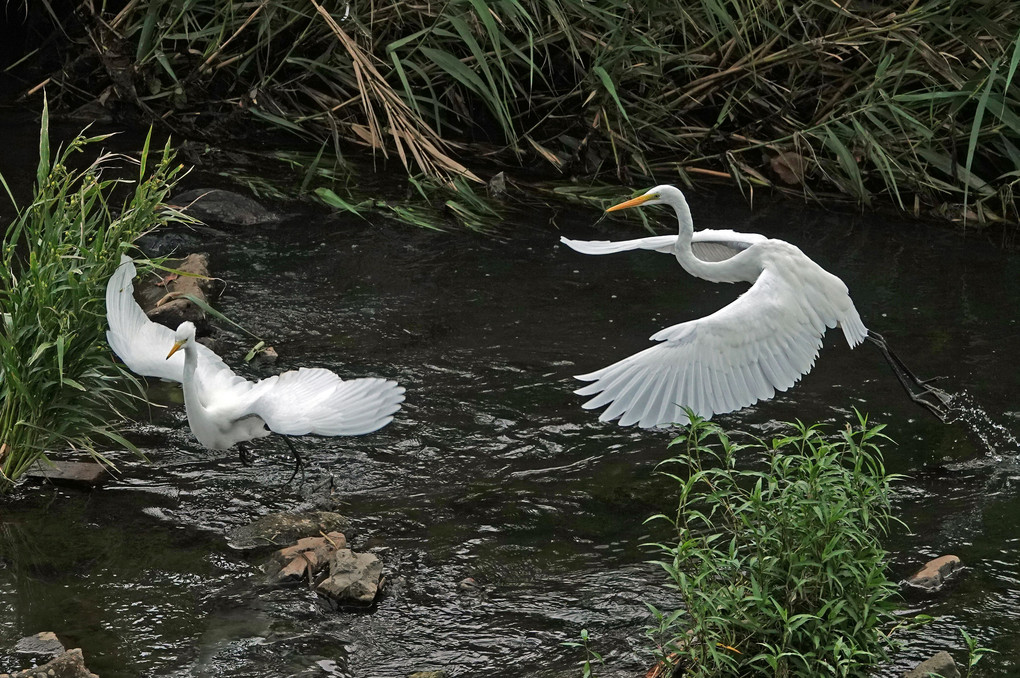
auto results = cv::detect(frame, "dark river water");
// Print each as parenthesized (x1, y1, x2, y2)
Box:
(2, 123, 1020, 676)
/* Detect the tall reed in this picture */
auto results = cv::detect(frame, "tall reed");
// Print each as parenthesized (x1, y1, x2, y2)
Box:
(0, 102, 184, 489)
(42, 0, 1020, 222)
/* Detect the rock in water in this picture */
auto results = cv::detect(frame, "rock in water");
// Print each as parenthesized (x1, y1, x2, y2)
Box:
(902, 650, 960, 678)
(263, 532, 347, 584)
(134, 253, 221, 333)
(2, 648, 99, 678)
(317, 549, 383, 605)
(905, 555, 963, 592)
(226, 511, 352, 553)
(174, 188, 277, 226)
(23, 462, 111, 490)
(14, 631, 65, 657)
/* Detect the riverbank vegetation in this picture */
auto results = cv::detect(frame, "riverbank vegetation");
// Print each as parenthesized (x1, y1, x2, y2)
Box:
(11, 0, 1020, 224)
(0, 104, 184, 490)
(645, 415, 900, 677)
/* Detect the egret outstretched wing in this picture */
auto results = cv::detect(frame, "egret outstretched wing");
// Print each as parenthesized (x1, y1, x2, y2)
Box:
(575, 266, 863, 428)
(210, 368, 405, 437)
(106, 255, 237, 388)
(561, 229, 766, 263)
(560, 235, 678, 255)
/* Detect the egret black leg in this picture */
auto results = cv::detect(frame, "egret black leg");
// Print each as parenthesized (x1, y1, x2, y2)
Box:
(866, 331, 954, 422)
(238, 442, 254, 467)
(282, 436, 304, 485)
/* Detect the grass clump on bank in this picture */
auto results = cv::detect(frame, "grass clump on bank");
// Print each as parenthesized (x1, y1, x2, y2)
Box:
(24, 0, 1020, 223)
(0, 103, 184, 490)
(646, 415, 900, 677)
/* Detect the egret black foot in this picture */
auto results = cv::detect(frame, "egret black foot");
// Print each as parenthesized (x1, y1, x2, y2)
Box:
(866, 331, 955, 422)
(238, 443, 254, 467)
(282, 436, 305, 485)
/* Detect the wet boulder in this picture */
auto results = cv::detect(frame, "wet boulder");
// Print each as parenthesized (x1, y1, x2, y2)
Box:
(134, 253, 222, 333)
(260, 529, 384, 606)
(226, 510, 352, 554)
(174, 188, 277, 226)
(263, 532, 347, 585)
(135, 229, 205, 258)
(23, 462, 112, 490)
(316, 548, 384, 605)
(250, 345, 279, 367)
(902, 650, 960, 678)
(13, 631, 64, 658)
(1, 648, 98, 678)
(905, 555, 962, 592)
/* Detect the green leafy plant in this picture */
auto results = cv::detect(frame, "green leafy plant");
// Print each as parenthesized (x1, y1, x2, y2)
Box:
(646, 413, 901, 677)
(562, 628, 604, 678)
(0, 102, 186, 490)
(960, 628, 997, 677)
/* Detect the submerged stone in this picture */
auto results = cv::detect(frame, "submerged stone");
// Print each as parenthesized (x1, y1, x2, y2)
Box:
(23, 462, 112, 489)
(0, 648, 98, 678)
(13, 631, 64, 657)
(135, 253, 222, 333)
(136, 229, 205, 258)
(174, 188, 277, 226)
(263, 531, 347, 584)
(316, 549, 383, 605)
(251, 345, 279, 366)
(226, 510, 351, 553)
(905, 555, 963, 591)
(902, 650, 960, 678)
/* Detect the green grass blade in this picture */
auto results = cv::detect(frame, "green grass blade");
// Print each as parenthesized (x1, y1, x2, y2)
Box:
(179, 293, 262, 340)
(593, 65, 630, 122)
(964, 60, 1000, 214)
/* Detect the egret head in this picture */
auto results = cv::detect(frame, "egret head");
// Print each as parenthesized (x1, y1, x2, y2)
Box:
(606, 185, 685, 213)
(166, 321, 197, 359)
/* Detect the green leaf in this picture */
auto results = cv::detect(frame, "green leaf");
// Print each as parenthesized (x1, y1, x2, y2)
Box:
(592, 65, 630, 122)
(61, 377, 86, 391)
(314, 187, 364, 215)
(243, 340, 266, 363)
(964, 59, 1000, 214)
(179, 294, 262, 340)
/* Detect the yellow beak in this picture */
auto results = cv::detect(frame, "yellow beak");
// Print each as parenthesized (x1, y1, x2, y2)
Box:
(166, 340, 185, 360)
(606, 192, 656, 212)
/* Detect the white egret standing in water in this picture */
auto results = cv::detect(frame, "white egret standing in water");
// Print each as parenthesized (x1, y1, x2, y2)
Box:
(106, 256, 405, 478)
(561, 184, 870, 428)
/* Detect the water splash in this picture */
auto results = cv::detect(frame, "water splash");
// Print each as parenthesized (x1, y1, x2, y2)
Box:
(940, 390, 1020, 457)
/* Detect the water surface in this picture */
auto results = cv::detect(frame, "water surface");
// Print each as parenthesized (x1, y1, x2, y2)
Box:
(2, 151, 1019, 676)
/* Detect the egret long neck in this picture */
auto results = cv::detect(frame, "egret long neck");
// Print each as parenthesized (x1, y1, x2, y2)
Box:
(180, 342, 203, 411)
(668, 198, 755, 284)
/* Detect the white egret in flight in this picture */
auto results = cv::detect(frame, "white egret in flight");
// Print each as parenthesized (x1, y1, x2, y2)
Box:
(561, 184, 869, 428)
(106, 256, 405, 477)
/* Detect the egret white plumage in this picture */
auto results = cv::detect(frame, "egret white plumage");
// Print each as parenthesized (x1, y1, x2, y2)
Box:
(106, 256, 405, 474)
(562, 185, 868, 428)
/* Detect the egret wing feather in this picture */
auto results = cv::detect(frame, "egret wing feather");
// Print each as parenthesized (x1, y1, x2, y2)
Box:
(106, 256, 238, 387)
(691, 229, 767, 262)
(560, 235, 678, 255)
(575, 266, 857, 428)
(211, 369, 406, 437)
(561, 230, 766, 262)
